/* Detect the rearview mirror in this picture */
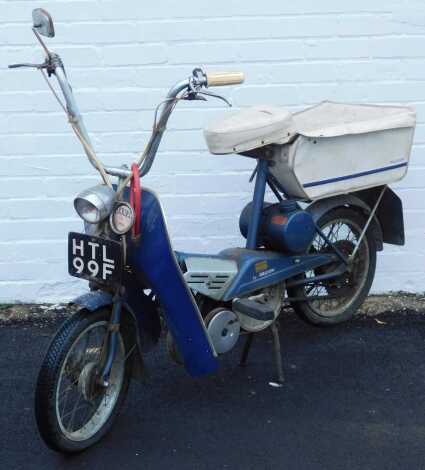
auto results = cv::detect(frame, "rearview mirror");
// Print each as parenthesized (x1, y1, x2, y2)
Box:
(32, 8, 55, 38)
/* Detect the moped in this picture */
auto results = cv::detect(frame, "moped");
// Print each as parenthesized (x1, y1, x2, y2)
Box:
(10, 9, 416, 453)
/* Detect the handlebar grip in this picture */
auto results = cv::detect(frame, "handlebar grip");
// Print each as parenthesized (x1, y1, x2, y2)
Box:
(206, 71, 245, 87)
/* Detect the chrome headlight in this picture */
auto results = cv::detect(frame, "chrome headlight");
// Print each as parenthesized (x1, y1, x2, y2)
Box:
(110, 202, 135, 235)
(74, 184, 115, 224)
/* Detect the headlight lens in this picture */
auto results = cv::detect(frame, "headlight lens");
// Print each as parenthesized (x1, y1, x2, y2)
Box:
(110, 202, 135, 235)
(75, 198, 99, 223)
(74, 184, 115, 224)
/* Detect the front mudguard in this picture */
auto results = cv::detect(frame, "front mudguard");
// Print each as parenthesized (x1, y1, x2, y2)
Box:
(72, 290, 112, 312)
(127, 188, 218, 377)
(71, 288, 161, 378)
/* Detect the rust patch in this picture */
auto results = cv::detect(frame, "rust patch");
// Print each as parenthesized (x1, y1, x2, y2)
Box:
(271, 215, 288, 225)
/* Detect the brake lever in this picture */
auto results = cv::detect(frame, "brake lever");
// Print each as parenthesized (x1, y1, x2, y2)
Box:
(8, 62, 46, 69)
(183, 92, 208, 102)
(187, 71, 232, 107)
(196, 90, 232, 107)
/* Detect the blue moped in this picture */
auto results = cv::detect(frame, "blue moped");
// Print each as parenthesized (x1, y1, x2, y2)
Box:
(10, 9, 414, 453)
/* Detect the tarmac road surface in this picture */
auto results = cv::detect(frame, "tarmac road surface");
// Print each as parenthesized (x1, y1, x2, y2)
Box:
(1, 309, 425, 470)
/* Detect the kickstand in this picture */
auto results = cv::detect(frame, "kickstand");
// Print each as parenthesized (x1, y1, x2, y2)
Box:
(240, 333, 254, 367)
(269, 321, 284, 387)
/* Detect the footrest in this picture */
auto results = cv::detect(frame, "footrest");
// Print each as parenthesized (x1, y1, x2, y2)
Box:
(232, 298, 274, 321)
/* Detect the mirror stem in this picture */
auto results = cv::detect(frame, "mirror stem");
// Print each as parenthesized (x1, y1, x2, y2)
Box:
(32, 28, 51, 57)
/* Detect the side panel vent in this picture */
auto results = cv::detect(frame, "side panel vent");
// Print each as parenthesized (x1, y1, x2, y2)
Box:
(183, 256, 238, 301)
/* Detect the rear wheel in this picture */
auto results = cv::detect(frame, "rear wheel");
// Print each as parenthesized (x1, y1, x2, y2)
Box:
(35, 308, 131, 453)
(287, 207, 376, 326)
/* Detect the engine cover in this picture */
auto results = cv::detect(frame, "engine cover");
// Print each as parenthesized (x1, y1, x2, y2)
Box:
(205, 308, 240, 354)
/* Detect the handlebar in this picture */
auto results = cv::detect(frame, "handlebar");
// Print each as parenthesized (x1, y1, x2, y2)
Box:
(8, 62, 45, 69)
(10, 54, 245, 181)
(205, 71, 245, 87)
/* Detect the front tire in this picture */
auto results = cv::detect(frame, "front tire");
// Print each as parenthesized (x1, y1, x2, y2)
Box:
(287, 207, 377, 326)
(35, 308, 131, 453)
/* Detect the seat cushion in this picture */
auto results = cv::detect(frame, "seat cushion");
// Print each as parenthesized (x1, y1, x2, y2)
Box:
(204, 106, 294, 154)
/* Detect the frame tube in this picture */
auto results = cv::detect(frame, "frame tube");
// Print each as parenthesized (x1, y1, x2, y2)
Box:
(246, 159, 268, 249)
(100, 293, 122, 384)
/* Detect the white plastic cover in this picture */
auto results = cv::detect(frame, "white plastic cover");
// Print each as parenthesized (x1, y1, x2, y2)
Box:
(204, 101, 416, 200)
(270, 102, 416, 200)
(292, 101, 416, 138)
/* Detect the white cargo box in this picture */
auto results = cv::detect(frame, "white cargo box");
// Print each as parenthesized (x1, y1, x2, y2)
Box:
(270, 102, 416, 200)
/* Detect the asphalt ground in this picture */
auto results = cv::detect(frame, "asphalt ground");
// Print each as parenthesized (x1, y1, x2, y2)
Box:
(1, 309, 425, 470)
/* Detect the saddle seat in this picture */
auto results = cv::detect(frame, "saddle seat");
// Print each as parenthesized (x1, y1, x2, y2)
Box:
(204, 105, 294, 155)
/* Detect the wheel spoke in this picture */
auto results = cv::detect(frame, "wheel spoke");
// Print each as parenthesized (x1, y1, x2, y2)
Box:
(299, 215, 370, 318)
(67, 391, 83, 432)
(55, 320, 126, 441)
(59, 378, 79, 416)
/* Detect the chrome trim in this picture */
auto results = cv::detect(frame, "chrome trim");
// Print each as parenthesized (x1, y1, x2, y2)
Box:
(109, 201, 135, 235)
(105, 166, 132, 178)
(74, 184, 116, 223)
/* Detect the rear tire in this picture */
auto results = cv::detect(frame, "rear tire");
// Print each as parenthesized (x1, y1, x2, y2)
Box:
(35, 308, 131, 453)
(287, 207, 376, 326)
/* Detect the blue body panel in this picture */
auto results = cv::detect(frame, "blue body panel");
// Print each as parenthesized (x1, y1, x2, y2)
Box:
(128, 188, 218, 377)
(221, 248, 336, 301)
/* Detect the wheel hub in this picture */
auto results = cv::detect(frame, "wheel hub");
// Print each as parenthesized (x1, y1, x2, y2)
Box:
(78, 362, 101, 402)
(315, 240, 356, 290)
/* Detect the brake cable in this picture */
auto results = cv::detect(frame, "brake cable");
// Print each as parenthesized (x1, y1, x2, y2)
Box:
(115, 94, 185, 200)
(39, 67, 112, 188)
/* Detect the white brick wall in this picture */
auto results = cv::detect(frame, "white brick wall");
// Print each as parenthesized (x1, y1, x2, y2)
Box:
(0, 0, 424, 302)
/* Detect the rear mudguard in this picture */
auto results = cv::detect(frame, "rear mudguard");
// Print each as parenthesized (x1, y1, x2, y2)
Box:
(307, 186, 405, 249)
(128, 188, 218, 377)
(353, 186, 404, 246)
(306, 190, 380, 251)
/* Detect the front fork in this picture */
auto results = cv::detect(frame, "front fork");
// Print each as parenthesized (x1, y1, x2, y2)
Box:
(99, 288, 124, 386)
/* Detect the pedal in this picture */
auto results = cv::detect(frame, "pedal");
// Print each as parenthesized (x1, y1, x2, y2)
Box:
(232, 298, 274, 321)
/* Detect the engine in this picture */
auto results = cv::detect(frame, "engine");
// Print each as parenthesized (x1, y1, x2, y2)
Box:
(239, 200, 316, 254)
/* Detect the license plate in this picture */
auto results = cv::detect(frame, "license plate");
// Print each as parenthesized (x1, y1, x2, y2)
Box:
(68, 232, 122, 284)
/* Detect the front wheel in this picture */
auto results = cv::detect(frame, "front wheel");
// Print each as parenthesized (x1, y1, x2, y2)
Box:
(35, 308, 131, 453)
(287, 207, 377, 326)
